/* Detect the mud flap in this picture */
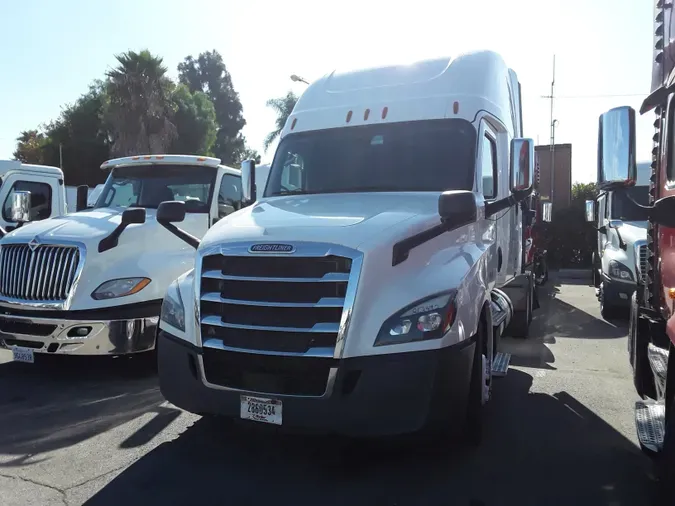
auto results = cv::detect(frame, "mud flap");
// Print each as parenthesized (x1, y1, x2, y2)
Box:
(533, 284, 540, 310)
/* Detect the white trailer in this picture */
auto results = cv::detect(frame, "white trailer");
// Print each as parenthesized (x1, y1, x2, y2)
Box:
(155, 51, 543, 442)
(0, 154, 269, 358)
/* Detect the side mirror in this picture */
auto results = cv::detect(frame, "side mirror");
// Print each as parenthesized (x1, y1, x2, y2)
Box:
(542, 202, 552, 223)
(438, 190, 478, 227)
(597, 106, 637, 190)
(75, 185, 89, 212)
(11, 191, 32, 223)
(241, 160, 256, 203)
(121, 207, 146, 225)
(509, 138, 535, 192)
(157, 201, 186, 224)
(156, 201, 199, 249)
(585, 200, 595, 222)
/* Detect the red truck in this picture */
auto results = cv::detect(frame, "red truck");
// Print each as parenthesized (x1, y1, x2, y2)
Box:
(598, 1, 675, 498)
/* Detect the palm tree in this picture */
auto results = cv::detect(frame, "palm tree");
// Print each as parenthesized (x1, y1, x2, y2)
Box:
(264, 91, 298, 151)
(105, 50, 177, 156)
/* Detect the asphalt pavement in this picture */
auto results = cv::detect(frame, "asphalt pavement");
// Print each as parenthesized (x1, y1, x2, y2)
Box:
(0, 275, 655, 506)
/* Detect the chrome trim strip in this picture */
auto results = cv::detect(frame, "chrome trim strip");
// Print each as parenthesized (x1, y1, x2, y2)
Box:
(202, 338, 334, 358)
(197, 354, 339, 398)
(0, 238, 86, 310)
(200, 292, 345, 308)
(201, 270, 349, 283)
(201, 315, 339, 334)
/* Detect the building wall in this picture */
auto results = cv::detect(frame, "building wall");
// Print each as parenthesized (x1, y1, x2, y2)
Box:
(535, 143, 572, 210)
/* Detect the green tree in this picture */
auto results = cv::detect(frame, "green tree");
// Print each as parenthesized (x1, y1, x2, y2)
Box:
(236, 147, 261, 164)
(264, 91, 298, 151)
(169, 84, 217, 156)
(177, 50, 250, 164)
(106, 49, 176, 156)
(13, 130, 46, 164)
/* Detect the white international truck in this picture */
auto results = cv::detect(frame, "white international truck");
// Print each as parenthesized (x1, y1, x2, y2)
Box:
(0, 160, 89, 236)
(0, 154, 268, 361)
(153, 51, 548, 442)
(586, 161, 650, 318)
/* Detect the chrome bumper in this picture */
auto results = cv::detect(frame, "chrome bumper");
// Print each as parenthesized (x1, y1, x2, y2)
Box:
(0, 313, 158, 356)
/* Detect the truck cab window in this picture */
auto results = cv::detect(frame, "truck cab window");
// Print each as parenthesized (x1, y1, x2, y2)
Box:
(218, 174, 242, 218)
(2, 181, 52, 222)
(482, 134, 497, 199)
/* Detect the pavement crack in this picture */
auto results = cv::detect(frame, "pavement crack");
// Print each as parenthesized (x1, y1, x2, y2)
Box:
(64, 462, 130, 491)
(0, 472, 67, 504)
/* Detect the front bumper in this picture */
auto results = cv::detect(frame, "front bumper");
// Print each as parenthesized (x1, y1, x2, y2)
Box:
(601, 275, 635, 308)
(158, 330, 477, 437)
(0, 303, 159, 356)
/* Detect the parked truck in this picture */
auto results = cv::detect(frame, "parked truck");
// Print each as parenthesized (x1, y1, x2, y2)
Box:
(153, 51, 548, 443)
(595, 1, 675, 499)
(586, 161, 650, 319)
(0, 160, 89, 236)
(0, 154, 268, 362)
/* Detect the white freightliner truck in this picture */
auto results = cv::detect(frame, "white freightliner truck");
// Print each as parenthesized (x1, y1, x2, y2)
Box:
(154, 51, 546, 441)
(586, 161, 650, 318)
(0, 154, 269, 361)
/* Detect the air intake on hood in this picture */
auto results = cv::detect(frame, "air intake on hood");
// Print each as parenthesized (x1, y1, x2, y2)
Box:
(0, 244, 81, 302)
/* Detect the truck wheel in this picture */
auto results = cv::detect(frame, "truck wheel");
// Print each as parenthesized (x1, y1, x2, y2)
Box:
(599, 285, 619, 320)
(464, 320, 486, 446)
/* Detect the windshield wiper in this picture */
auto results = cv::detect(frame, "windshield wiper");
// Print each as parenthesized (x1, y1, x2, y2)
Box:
(269, 189, 316, 196)
(270, 186, 403, 196)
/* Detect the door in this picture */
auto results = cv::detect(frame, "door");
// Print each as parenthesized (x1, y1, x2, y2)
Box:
(0, 173, 60, 232)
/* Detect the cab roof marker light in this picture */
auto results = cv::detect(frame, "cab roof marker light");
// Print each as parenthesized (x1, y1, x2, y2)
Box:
(156, 155, 164, 159)
(291, 118, 297, 130)
(132, 156, 140, 160)
(143, 156, 152, 160)
(453, 101, 459, 114)
(346, 110, 353, 123)
(364, 109, 370, 120)
(382, 106, 388, 119)
(197, 157, 206, 161)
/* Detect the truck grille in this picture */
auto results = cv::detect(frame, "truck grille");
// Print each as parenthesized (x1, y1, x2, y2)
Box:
(0, 244, 81, 302)
(637, 243, 648, 284)
(198, 251, 353, 394)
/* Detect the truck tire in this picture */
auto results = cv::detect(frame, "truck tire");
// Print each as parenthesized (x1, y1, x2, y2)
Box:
(599, 284, 619, 320)
(464, 317, 486, 446)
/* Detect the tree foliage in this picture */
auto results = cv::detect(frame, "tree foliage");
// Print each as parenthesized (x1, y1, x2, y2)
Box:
(169, 84, 217, 156)
(13, 130, 46, 164)
(177, 50, 252, 165)
(105, 50, 177, 157)
(264, 91, 298, 151)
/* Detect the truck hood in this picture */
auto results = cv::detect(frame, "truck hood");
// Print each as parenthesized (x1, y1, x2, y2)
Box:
(1, 207, 209, 311)
(202, 193, 442, 252)
(616, 221, 647, 244)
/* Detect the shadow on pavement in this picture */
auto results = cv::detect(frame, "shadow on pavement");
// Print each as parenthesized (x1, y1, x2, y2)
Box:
(0, 354, 178, 465)
(85, 369, 653, 506)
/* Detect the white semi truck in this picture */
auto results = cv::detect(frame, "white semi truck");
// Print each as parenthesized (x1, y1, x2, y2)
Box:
(154, 51, 545, 442)
(586, 161, 650, 318)
(0, 154, 269, 361)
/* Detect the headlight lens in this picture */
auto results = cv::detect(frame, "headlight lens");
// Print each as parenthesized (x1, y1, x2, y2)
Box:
(91, 277, 151, 300)
(608, 260, 633, 281)
(160, 281, 185, 331)
(375, 290, 457, 346)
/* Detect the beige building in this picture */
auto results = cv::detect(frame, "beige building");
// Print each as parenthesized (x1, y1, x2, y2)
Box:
(535, 143, 572, 210)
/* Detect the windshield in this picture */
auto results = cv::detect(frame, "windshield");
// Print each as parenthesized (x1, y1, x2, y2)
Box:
(264, 119, 476, 196)
(610, 185, 649, 221)
(95, 164, 216, 213)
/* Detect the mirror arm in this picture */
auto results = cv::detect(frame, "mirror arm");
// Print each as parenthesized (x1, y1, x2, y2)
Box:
(159, 222, 200, 249)
(0, 226, 6, 238)
(98, 223, 129, 253)
(486, 188, 532, 218)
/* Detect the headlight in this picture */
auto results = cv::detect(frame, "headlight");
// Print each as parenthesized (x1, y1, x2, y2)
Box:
(91, 277, 151, 300)
(160, 281, 185, 331)
(608, 260, 633, 281)
(375, 290, 457, 346)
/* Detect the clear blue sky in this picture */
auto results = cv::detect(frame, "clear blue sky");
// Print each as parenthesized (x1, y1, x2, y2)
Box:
(0, 0, 652, 183)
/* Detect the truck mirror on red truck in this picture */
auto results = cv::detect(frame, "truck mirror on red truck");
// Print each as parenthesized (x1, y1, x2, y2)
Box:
(510, 138, 535, 191)
(597, 106, 638, 189)
(585, 200, 595, 223)
(541, 202, 552, 222)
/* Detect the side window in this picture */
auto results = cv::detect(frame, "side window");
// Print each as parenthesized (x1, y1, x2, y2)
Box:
(481, 134, 498, 199)
(2, 181, 53, 222)
(218, 174, 242, 218)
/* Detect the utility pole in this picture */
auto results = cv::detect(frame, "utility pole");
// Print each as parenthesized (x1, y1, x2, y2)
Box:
(549, 55, 556, 206)
(59, 143, 63, 169)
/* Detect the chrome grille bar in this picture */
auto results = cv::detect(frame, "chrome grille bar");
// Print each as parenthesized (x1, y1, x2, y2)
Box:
(0, 244, 82, 302)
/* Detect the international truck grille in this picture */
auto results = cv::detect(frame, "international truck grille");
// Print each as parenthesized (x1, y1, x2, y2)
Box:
(0, 244, 81, 302)
(199, 254, 351, 354)
(638, 244, 648, 284)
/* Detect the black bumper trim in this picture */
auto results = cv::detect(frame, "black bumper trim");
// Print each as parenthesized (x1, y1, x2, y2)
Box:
(0, 300, 163, 320)
(158, 330, 477, 437)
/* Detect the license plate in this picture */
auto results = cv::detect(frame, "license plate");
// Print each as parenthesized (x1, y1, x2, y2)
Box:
(240, 395, 282, 425)
(12, 346, 34, 364)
